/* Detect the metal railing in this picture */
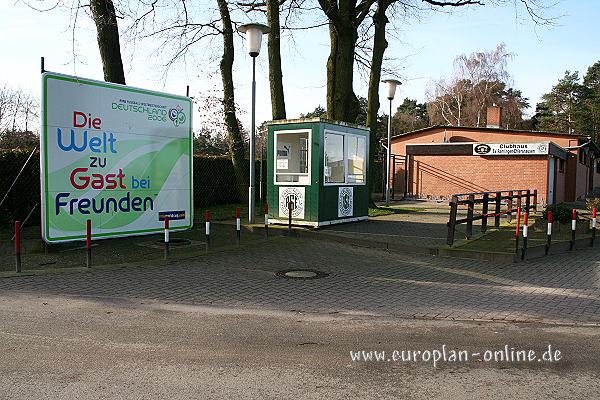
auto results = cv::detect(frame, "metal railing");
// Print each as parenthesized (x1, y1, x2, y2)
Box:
(447, 189, 537, 246)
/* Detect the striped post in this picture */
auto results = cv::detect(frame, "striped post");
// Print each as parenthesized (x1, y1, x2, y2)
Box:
(205, 210, 211, 249)
(521, 212, 528, 260)
(236, 207, 241, 245)
(545, 211, 552, 255)
(591, 208, 596, 247)
(163, 217, 170, 259)
(570, 209, 577, 251)
(86, 219, 92, 268)
(264, 203, 269, 239)
(515, 207, 521, 255)
(14, 221, 21, 273)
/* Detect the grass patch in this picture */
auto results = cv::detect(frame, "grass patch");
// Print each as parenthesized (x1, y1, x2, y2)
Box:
(368, 206, 420, 217)
(455, 218, 592, 253)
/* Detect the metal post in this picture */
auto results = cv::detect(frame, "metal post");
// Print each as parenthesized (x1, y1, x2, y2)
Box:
(186, 85, 190, 97)
(481, 193, 489, 233)
(285, 201, 296, 237)
(546, 211, 552, 255)
(14, 221, 21, 273)
(205, 210, 211, 250)
(521, 212, 528, 260)
(494, 191, 501, 228)
(264, 203, 269, 239)
(466, 194, 474, 239)
(447, 196, 458, 246)
(533, 189, 538, 212)
(515, 207, 521, 254)
(248, 57, 256, 223)
(41, 57, 45, 73)
(525, 190, 531, 212)
(507, 191, 513, 223)
(236, 207, 241, 245)
(403, 155, 409, 199)
(591, 207, 596, 247)
(86, 219, 92, 268)
(385, 98, 392, 206)
(164, 218, 170, 260)
(570, 209, 576, 250)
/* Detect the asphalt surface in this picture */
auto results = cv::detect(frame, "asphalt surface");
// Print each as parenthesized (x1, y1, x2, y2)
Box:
(1, 231, 600, 399)
(1, 295, 599, 399)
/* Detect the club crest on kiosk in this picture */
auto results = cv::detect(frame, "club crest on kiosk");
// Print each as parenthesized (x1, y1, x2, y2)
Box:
(279, 187, 305, 219)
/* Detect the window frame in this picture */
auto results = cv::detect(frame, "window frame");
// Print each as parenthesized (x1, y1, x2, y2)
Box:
(273, 128, 312, 186)
(323, 129, 367, 187)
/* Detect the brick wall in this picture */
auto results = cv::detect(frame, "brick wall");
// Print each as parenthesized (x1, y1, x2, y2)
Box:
(392, 127, 584, 202)
(409, 155, 548, 202)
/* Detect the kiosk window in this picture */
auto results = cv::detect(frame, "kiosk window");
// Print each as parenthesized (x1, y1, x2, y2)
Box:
(347, 135, 366, 183)
(275, 130, 310, 184)
(325, 133, 345, 183)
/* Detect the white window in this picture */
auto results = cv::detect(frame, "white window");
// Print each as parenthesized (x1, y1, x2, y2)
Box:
(274, 129, 311, 185)
(324, 130, 367, 185)
(324, 133, 345, 183)
(347, 135, 366, 183)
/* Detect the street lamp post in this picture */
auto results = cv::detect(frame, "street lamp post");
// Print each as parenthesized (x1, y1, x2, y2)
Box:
(238, 23, 270, 223)
(381, 79, 401, 206)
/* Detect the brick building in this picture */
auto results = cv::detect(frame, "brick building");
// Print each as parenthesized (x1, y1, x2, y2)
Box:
(390, 106, 600, 204)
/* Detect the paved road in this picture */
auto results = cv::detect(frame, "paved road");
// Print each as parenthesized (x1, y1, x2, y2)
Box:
(1, 295, 599, 399)
(1, 237, 600, 324)
(2, 236, 600, 398)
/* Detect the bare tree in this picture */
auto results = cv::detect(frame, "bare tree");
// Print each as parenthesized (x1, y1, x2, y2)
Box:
(90, 0, 127, 84)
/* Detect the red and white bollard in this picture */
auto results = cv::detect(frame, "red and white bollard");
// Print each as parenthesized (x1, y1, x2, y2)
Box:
(263, 203, 269, 239)
(86, 219, 92, 268)
(521, 212, 528, 260)
(205, 210, 211, 249)
(164, 217, 170, 259)
(14, 220, 21, 273)
(515, 207, 521, 255)
(545, 211, 553, 255)
(591, 207, 597, 247)
(570, 209, 577, 251)
(236, 207, 241, 245)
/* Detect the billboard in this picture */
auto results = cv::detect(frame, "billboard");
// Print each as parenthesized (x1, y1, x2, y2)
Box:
(40, 72, 193, 243)
(473, 142, 549, 156)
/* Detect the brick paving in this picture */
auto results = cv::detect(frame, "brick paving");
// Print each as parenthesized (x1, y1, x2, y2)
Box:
(1, 236, 600, 325)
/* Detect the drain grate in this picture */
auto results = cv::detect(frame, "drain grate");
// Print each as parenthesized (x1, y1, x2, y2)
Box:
(275, 269, 329, 280)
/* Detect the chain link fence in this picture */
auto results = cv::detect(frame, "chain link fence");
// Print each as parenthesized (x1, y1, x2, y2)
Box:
(0, 149, 268, 229)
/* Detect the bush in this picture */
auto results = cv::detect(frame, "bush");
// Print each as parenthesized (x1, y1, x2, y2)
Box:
(542, 204, 573, 224)
(586, 197, 600, 212)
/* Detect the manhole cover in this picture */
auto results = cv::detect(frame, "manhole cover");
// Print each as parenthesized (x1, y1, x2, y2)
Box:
(275, 269, 329, 280)
(155, 238, 192, 247)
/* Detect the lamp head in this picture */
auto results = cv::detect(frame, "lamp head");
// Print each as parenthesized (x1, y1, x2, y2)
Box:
(237, 23, 270, 57)
(381, 79, 402, 100)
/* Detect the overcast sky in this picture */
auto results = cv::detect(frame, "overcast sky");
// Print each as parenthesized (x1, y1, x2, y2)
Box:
(2, 0, 599, 131)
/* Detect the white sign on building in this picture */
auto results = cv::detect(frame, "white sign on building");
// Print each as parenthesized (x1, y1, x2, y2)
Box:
(473, 142, 550, 156)
(278, 187, 305, 219)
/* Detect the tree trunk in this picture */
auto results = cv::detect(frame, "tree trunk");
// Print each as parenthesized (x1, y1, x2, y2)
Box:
(366, 0, 389, 205)
(326, 22, 359, 123)
(90, 0, 126, 84)
(267, 0, 286, 120)
(217, 0, 249, 199)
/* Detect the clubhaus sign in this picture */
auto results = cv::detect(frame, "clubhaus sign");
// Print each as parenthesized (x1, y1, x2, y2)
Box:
(40, 72, 193, 243)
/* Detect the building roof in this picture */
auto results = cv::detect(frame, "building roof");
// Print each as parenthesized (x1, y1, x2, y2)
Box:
(266, 117, 369, 131)
(392, 125, 592, 140)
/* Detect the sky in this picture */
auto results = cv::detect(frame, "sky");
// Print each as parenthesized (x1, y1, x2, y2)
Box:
(1, 0, 599, 132)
